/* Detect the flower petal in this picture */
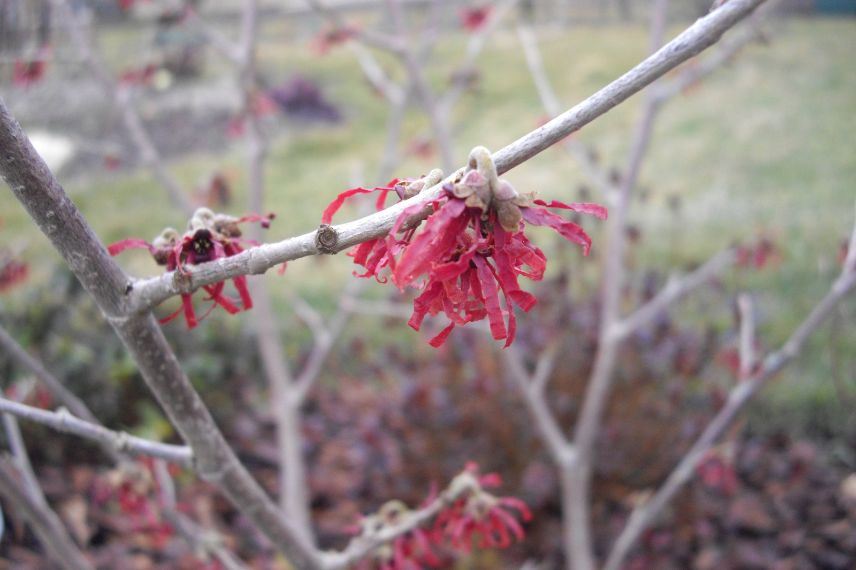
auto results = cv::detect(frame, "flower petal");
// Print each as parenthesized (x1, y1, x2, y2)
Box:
(107, 238, 156, 256)
(533, 199, 608, 220)
(521, 207, 593, 255)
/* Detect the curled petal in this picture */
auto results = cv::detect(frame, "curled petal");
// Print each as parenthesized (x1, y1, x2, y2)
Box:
(321, 186, 391, 225)
(428, 322, 457, 348)
(472, 256, 506, 341)
(107, 238, 156, 256)
(521, 207, 593, 255)
(533, 199, 608, 220)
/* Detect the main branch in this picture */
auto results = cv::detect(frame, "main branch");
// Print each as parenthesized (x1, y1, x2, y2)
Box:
(126, 0, 767, 313)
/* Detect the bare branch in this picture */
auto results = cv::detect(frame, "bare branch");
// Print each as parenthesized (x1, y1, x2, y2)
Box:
(155, 459, 251, 570)
(127, 0, 768, 312)
(738, 293, 755, 379)
(502, 344, 571, 463)
(349, 42, 405, 105)
(604, 245, 856, 570)
(183, 8, 244, 65)
(611, 248, 737, 341)
(303, 0, 405, 55)
(0, 458, 94, 570)
(653, 25, 763, 102)
(2, 410, 47, 506)
(0, 397, 192, 465)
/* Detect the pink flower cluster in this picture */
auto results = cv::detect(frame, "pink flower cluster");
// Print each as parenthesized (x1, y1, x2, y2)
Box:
(322, 147, 606, 347)
(354, 463, 531, 570)
(109, 207, 274, 328)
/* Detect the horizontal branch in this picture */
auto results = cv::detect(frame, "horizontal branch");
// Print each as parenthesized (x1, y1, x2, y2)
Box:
(126, 0, 766, 313)
(0, 398, 193, 466)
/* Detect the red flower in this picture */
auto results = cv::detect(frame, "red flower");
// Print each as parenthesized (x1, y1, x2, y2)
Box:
(0, 256, 28, 293)
(736, 236, 778, 269)
(322, 147, 606, 347)
(12, 57, 47, 87)
(118, 63, 158, 87)
(435, 462, 532, 552)
(354, 462, 530, 569)
(312, 25, 357, 55)
(460, 6, 492, 32)
(353, 501, 444, 570)
(108, 208, 274, 328)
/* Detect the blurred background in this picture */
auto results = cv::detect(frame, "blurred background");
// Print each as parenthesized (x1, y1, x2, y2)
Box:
(0, 0, 855, 568)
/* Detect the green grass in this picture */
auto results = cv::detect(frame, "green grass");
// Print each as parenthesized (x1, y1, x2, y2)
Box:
(2, 16, 855, 432)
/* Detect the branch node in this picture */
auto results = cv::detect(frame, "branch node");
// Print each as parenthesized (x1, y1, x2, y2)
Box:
(315, 224, 340, 254)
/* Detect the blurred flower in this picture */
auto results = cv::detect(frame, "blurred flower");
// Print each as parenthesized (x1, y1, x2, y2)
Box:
(0, 256, 28, 293)
(313, 25, 357, 55)
(267, 75, 342, 123)
(13, 48, 49, 88)
(118, 63, 159, 87)
(354, 462, 530, 569)
(108, 208, 274, 328)
(460, 6, 492, 32)
(436, 462, 532, 552)
(736, 236, 778, 269)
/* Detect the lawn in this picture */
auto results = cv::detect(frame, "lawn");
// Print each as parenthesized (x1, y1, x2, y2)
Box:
(2, 14, 855, 433)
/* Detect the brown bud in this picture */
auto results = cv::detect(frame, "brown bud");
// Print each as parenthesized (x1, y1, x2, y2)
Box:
(496, 201, 522, 232)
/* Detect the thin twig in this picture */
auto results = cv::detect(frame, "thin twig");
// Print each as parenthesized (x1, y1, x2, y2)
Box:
(611, 248, 737, 341)
(2, 410, 47, 506)
(155, 459, 250, 570)
(0, 397, 192, 465)
(502, 344, 571, 463)
(737, 293, 755, 379)
(0, 458, 94, 570)
(126, 0, 768, 313)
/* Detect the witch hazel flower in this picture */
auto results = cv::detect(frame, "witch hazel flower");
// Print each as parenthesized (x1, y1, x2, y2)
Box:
(322, 147, 606, 347)
(108, 207, 274, 328)
(353, 463, 530, 570)
(321, 170, 444, 282)
(352, 500, 444, 570)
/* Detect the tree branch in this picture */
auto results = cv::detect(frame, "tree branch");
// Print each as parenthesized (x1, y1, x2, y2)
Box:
(126, 0, 768, 313)
(0, 458, 94, 570)
(603, 228, 856, 570)
(502, 343, 572, 463)
(610, 248, 737, 341)
(0, 397, 192, 465)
